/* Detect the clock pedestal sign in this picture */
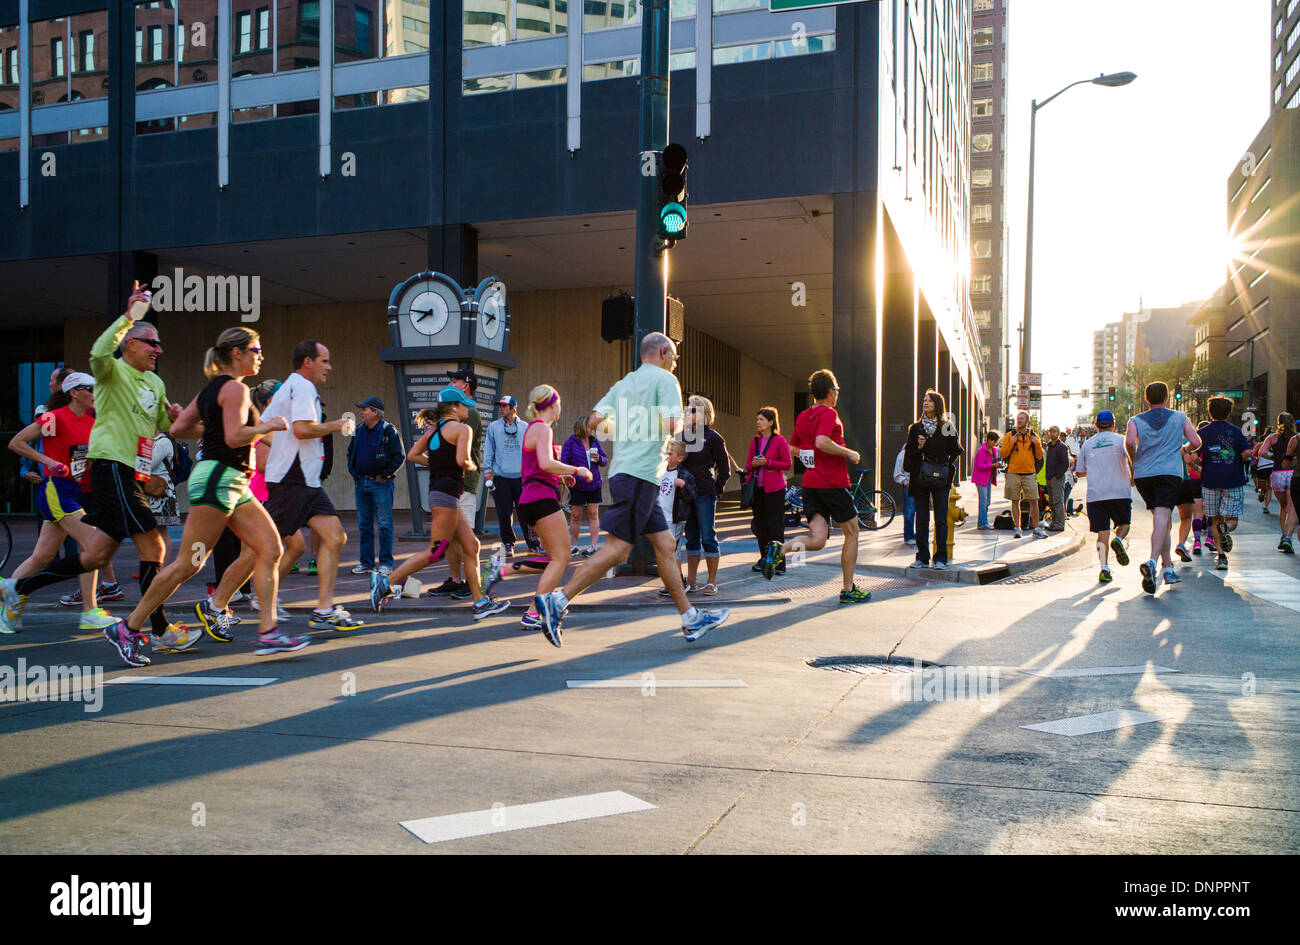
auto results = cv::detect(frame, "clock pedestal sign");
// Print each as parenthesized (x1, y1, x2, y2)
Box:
(383, 271, 516, 537)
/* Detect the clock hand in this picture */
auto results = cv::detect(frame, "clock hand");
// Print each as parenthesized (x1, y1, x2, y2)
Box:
(413, 308, 433, 321)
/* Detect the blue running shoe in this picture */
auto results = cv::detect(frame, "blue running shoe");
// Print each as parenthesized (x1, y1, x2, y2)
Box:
(682, 607, 730, 643)
(535, 592, 566, 647)
(370, 571, 391, 613)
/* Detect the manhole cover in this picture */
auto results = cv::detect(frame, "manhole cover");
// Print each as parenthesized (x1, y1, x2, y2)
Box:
(805, 655, 938, 675)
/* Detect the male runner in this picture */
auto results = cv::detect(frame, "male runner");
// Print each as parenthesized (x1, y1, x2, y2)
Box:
(1074, 410, 1133, 584)
(1197, 396, 1251, 572)
(262, 339, 361, 631)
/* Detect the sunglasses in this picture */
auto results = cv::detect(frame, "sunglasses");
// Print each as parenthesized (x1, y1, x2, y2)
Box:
(243, 346, 262, 355)
(132, 337, 163, 350)
(71, 385, 93, 393)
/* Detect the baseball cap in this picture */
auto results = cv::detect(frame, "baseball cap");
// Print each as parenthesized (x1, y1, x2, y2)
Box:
(447, 369, 478, 392)
(1096, 410, 1115, 426)
(438, 386, 477, 407)
(61, 372, 95, 393)
(355, 396, 385, 411)
(496, 395, 517, 407)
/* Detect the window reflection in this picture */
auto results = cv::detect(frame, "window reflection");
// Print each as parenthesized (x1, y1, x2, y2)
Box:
(0, 25, 16, 153)
(233, 2, 273, 75)
(278, 0, 320, 72)
(32, 13, 110, 146)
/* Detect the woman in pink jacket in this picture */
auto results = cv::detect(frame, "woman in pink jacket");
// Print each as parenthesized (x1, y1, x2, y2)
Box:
(745, 407, 794, 574)
(972, 431, 1001, 529)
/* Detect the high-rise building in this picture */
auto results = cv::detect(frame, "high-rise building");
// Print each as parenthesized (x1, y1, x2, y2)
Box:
(1271, 0, 1300, 113)
(970, 0, 1008, 426)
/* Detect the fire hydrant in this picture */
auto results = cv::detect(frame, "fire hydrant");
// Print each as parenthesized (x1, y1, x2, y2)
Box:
(932, 487, 967, 562)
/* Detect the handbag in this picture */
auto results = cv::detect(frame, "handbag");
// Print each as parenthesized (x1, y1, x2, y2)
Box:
(741, 436, 772, 510)
(918, 459, 950, 491)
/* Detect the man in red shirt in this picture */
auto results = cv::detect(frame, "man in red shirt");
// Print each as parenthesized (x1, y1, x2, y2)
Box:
(765, 370, 871, 604)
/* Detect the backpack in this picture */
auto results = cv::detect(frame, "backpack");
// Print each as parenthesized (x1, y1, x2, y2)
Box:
(993, 510, 1015, 530)
(1010, 433, 1044, 473)
(170, 441, 194, 484)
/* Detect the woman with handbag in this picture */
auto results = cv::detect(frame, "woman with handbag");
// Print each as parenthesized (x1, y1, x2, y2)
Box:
(904, 389, 964, 570)
(744, 407, 793, 574)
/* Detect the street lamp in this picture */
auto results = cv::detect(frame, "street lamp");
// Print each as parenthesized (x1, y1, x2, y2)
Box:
(1021, 71, 1136, 373)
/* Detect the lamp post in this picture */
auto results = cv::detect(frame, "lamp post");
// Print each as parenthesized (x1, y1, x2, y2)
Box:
(1022, 71, 1136, 373)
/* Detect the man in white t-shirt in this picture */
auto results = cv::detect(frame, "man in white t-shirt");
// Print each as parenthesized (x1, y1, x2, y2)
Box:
(1075, 410, 1134, 584)
(263, 339, 360, 631)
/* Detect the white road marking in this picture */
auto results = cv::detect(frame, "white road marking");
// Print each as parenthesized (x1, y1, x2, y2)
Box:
(1021, 709, 1165, 737)
(1022, 665, 1179, 678)
(400, 791, 656, 844)
(1209, 568, 1300, 614)
(566, 679, 748, 688)
(105, 676, 278, 686)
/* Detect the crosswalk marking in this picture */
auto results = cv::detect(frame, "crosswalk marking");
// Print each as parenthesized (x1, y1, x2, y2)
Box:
(1023, 665, 1178, 678)
(1209, 568, 1300, 614)
(1022, 709, 1165, 737)
(400, 791, 656, 844)
(567, 679, 748, 689)
(105, 676, 278, 687)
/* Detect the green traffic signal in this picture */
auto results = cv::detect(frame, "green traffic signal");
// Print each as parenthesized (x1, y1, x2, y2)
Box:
(660, 202, 687, 237)
(658, 143, 688, 242)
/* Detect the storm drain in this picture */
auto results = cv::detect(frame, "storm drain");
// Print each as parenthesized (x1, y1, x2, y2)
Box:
(805, 656, 938, 676)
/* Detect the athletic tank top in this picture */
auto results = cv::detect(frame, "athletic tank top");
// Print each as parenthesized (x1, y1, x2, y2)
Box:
(1272, 433, 1291, 468)
(197, 374, 252, 471)
(427, 418, 464, 497)
(520, 419, 562, 504)
(1130, 408, 1187, 479)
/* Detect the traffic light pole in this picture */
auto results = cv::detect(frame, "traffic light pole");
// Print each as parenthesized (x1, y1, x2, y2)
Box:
(634, 0, 671, 360)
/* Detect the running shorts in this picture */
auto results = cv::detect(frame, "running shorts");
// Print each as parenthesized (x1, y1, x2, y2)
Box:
(1086, 498, 1131, 533)
(36, 477, 84, 524)
(187, 459, 256, 515)
(600, 473, 669, 543)
(1202, 487, 1244, 520)
(85, 460, 159, 542)
(519, 497, 563, 527)
(801, 486, 857, 526)
(1134, 475, 1183, 511)
(264, 481, 337, 538)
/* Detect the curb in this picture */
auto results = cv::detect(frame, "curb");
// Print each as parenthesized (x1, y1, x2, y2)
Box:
(861, 525, 1089, 585)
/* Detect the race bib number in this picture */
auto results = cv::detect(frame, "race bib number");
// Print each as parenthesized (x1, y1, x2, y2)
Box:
(70, 444, 88, 481)
(799, 449, 815, 469)
(135, 436, 154, 482)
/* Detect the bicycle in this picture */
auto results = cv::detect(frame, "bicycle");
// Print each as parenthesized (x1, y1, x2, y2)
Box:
(785, 468, 896, 531)
(0, 516, 11, 571)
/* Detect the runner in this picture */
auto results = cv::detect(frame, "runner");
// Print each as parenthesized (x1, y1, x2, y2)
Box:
(0, 283, 196, 662)
(507, 385, 593, 621)
(1256, 413, 1295, 552)
(2, 373, 118, 634)
(764, 369, 871, 603)
(1174, 427, 1205, 561)
(113, 328, 306, 656)
(532, 332, 731, 646)
(1197, 397, 1251, 572)
(1125, 381, 1202, 594)
(1285, 430, 1300, 552)
(1074, 410, 1133, 584)
(369, 389, 509, 620)
(262, 340, 361, 632)
(1252, 426, 1275, 513)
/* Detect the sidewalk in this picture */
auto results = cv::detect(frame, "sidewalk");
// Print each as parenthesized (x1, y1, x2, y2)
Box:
(3, 481, 1081, 618)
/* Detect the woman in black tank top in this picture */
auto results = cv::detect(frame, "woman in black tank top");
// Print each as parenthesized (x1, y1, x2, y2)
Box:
(119, 328, 303, 651)
(370, 388, 508, 619)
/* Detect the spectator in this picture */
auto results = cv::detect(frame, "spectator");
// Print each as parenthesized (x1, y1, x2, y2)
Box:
(745, 406, 792, 573)
(561, 413, 607, 556)
(1000, 412, 1045, 539)
(657, 439, 699, 597)
(972, 431, 1000, 529)
(893, 444, 916, 545)
(904, 389, 963, 570)
(483, 395, 525, 556)
(680, 394, 731, 595)
(1044, 425, 1071, 531)
(347, 396, 405, 575)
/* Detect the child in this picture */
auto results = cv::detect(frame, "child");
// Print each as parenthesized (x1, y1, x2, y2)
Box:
(657, 439, 698, 597)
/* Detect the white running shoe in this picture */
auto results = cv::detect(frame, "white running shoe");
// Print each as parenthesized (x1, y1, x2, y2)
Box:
(153, 622, 202, 654)
(77, 607, 119, 633)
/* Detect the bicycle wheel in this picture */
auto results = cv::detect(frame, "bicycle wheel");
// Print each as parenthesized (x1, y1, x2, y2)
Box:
(0, 518, 11, 571)
(857, 490, 896, 530)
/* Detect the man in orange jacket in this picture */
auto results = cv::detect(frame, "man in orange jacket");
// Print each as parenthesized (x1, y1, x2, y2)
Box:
(1000, 412, 1046, 539)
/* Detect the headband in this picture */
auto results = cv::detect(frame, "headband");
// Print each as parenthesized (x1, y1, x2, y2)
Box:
(535, 391, 559, 411)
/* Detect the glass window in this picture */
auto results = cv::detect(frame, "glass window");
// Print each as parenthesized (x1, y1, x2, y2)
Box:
(258, 8, 270, 48)
(32, 18, 66, 109)
(388, 1, 431, 55)
(972, 168, 992, 187)
(972, 203, 992, 223)
(972, 133, 992, 152)
(974, 0, 993, 10)
(516, 66, 566, 88)
(334, 2, 385, 65)
(463, 73, 512, 94)
(713, 0, 761, 11)
(714, 42, 771, 65)
(973, 97, 992, 117)
(973, 27, 993, 47)
(0, 24, 17, 152)
(774, 34, 835, 57)
(278, 0, 320, 71)
(232, 1, 273, 74)
(52, 37, 65, 77)
(355, 8, 372, 53)
(1287, 54, 1300, 87)
(517, 0, 567, 38)
(1290, 86, 1300, 108)
(975, 309, 992, 329)
(1290, 20, 1299, 52)
(178, 0, 217, 87)
(972, 274, 992, 294)
(972, 238, 992, 258)
(584, 58, 637, 81)
(464, 1, 508, 46)
(973, 61, 992, 81)
(77, 30, 95, 73)
(237, 11, 252, 53)
(585, 0, 638, 31)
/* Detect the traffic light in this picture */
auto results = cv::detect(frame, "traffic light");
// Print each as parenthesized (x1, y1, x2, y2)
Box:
(1108, 387, 1116, 403)
(1174, 381, 1183, 403)
(658, 143, 688, 242)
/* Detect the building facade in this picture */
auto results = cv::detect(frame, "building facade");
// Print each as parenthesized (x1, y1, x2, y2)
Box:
(0, 1, 985, 515)
(1271, 0, 1300, 113)
(969, 0, 1007, 427)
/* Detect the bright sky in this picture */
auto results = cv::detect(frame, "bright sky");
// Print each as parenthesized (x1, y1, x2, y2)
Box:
(1005, 0, 1272, 428)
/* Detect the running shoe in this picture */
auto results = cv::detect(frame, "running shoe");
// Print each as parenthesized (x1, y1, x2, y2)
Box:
(290, 562, 300, 573)
(1215, 554, 1229, 571)
(58, 589, 83, 607)
(195, 598, 235, 643)
(482, 546, 506, 596)
(1032, 526, 1048, 539)
(77, 607, 119, 633)
(1282, 538, 1295, 555)
(1139, 560, 1158, 595)
(427, 577, 460, 596)
(229, 590, 246, 604)
(254, 629, 310, 655)
(520, 610, 542, 631)
(98, 583, 125, 603)
(1175, 544, 1191, 563)
(224, 608, 242, 626)
(839, 586, 872, 605)
(378, 566, 393, 576)
(103, 621, 150, 667)
(1163, 567, 1180, 586)
(682, 607, 730, 643)
(763, 541, 783, 581)
(1013, 528, 1022, 539)
(1217, 520, 1234, 553)
(0, 602, 16, 635)
(449, 582, 473, 601)
(369, 571, 392, 613)
(1110, 536, 1129, 566)
(504, 543, 515, 558)
(583, 545, 598, 557)
(1, 577, 29, 632)
(153, 623, 202, 654)
(1098, 568, 1113, 584)
(471, 597, 510, 621)
(310, 607, 362, 631)
(570, 545, 581, 557)
(910, 559, 928, 569)
(307, 558, 318, 576)
(932, 561, 948, 571)
(1205, 536, 1217, 553)
(350, 564, 372, 575)
(1192, 541, 1202, 556)
(535, 591, 567, 647)
(251, 594, 293, 622)
(752, 560, 765, 573)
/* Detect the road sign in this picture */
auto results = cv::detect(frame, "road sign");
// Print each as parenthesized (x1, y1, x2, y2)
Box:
(1018, 372, 1043, 387)
(1220, 390, 1245, 399)
(770, 0, 873, 10)
(1028, 390, 1042, 408)
(1016, 391, 1030, 408)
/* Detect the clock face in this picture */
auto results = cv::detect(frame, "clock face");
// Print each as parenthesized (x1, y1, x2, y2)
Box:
(475, 280, 509, 350)
(409, 291, 450, 336)
(480, 294, 502, 341)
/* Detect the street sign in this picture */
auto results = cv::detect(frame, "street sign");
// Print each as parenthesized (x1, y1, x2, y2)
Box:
(770, 0, 875, 10)
(1028, 390, 1042, 408)
(1220, 390, 1245, 399)
(1018, 372, 1043, 387)
(1016, 391, 1029, 408)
